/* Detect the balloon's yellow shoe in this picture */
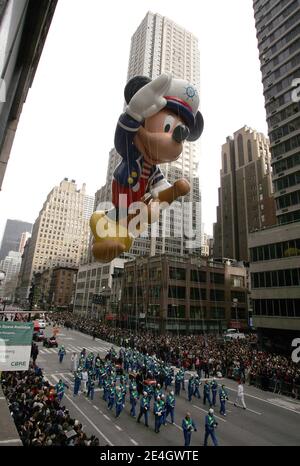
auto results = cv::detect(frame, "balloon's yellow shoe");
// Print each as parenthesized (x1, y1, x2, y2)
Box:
(90, 211, 133, 263)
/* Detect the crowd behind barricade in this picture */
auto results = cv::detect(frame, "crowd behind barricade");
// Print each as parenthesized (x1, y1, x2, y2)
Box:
(1, 364, 100, 446)
(50, 312, 300, 400)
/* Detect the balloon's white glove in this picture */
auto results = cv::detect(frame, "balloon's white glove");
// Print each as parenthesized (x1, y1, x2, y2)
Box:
(126, 73, 172, 122)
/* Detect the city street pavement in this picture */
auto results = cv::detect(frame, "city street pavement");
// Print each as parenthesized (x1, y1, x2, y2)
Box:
(35, 326, 300, 446)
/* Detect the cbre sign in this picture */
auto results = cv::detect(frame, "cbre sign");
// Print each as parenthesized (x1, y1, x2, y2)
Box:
(0, 322, 34, 371)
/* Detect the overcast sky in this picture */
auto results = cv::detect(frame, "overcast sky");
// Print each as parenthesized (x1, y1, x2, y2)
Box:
(0, 0, 268, 243)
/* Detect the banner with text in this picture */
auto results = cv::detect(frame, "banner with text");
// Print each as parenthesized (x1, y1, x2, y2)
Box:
(0, 322, 33, 371)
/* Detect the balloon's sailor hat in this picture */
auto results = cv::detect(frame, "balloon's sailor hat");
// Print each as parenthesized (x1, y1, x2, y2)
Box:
(124, 74, 204, 142)
(164, 78, 203, 141)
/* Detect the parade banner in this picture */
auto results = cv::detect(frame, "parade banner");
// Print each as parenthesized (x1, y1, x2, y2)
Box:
(0, 322, 33, 371)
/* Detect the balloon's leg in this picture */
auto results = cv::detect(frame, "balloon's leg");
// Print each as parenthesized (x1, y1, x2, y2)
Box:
(90, 211, 133, 263)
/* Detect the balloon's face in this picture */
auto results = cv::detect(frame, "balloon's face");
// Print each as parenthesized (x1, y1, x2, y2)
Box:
(133, 109, 187, 164)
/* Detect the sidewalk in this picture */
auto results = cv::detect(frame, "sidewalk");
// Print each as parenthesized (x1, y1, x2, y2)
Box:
(0, 384, 22, 446)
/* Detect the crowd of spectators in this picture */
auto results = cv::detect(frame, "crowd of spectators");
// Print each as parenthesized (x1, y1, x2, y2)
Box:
(1, 364, 100, 446)
(51, 312, 300, 398)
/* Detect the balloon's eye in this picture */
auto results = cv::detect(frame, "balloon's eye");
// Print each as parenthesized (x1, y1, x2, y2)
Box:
(163, 115, 175, 133)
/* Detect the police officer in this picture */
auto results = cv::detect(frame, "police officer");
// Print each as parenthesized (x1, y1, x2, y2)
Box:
(219, 384, 229, 416)
(115, 386, 124, 418)
(182, 412, 197, 447)
(154, 395, 163, 433)
(137, 391, 150, 427)
(166, 390, 175, 424)
(204, 408, 218, 446)
(203, 380, 212, 407)
(211, 378, 218, 407)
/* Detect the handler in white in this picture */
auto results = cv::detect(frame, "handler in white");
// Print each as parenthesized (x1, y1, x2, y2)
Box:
(234, 380, 247, 409)
(81, 369, 89, 394)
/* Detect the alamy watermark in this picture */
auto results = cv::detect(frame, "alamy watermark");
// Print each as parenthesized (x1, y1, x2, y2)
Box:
(291, 78, 300, 103)
(95, 197, 201, 249)
(291, 338, 300, 364)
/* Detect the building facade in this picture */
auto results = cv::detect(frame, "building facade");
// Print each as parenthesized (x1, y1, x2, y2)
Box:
(0, 0, 58, 189)
(0, 219, 32, 260)
(17, 178, 94, 300)
(0, 250, 22, 299)
(73, 257, 127, 318)
(121, 255, 248, 333)
(49, 267, 77, 309)
(250, 0, 300, 349)
(214, 126, 276, 261)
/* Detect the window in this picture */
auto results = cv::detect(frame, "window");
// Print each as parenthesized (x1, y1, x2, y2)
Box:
(168, 286, 186, 299)
(190, 288, 206, 300)
(190, 270, 207, 282)
(247, 140, 253, 162)
(231, 291, 246, 302)
(238, 134, 244, 167)
(210, 273, 224, 285)
(210, 290, 225, 301)
(223, 153, 228, 174)
(169, 267, 186, 281)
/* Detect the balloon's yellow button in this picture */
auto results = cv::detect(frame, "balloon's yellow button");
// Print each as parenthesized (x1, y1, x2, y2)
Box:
(128, 177, 133, 184)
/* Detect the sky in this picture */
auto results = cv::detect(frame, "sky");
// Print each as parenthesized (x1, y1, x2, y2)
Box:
(0, 0, 268, 243)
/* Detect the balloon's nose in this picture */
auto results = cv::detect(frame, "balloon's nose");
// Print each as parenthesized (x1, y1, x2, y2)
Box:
(172, 125, 190, 143)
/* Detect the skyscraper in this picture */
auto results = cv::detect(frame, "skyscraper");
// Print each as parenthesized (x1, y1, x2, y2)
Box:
(249, 0, 300, 349)
(0, 219, 32, 260)
(0, 250, 22, 299)
(254, 0, 300, 223)
(17, 178, 94, 299)
(99, 11, 202, 257)
(213, 126, 276, 261)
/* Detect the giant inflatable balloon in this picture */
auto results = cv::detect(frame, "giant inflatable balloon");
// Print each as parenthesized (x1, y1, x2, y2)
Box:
(90, 73, 204, 262)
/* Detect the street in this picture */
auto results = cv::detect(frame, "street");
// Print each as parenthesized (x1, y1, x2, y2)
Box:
(35, 325, 300, 446)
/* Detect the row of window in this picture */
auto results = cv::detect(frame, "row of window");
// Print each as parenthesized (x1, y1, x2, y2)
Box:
(266, 72, 300, 109)
(264, 22, 300, 60)
(258, 1, 299, 43)
(256, 0, 294, 29)
(272, 134, 300, 157)
(252, 268, 300, 288)
(276, 189, 300, 209)
(274, 170, 300, 191)
(250, 238, 300, 261)
(272, 151, 300, 174)
(270, 115, 300, 143)
(260, 9, 300, 50)
(169, 267, 225, 284)
(264, 50, 300, 88)
(278, 209, 300, 223)
(253, 298, 300, 317)
(269, 102, 299, 129)
(263, 36, 300, 78)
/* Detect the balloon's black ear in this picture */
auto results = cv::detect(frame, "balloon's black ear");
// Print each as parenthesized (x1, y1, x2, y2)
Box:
(124, 76, 152, 104)
(187, 111, 204, 142)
